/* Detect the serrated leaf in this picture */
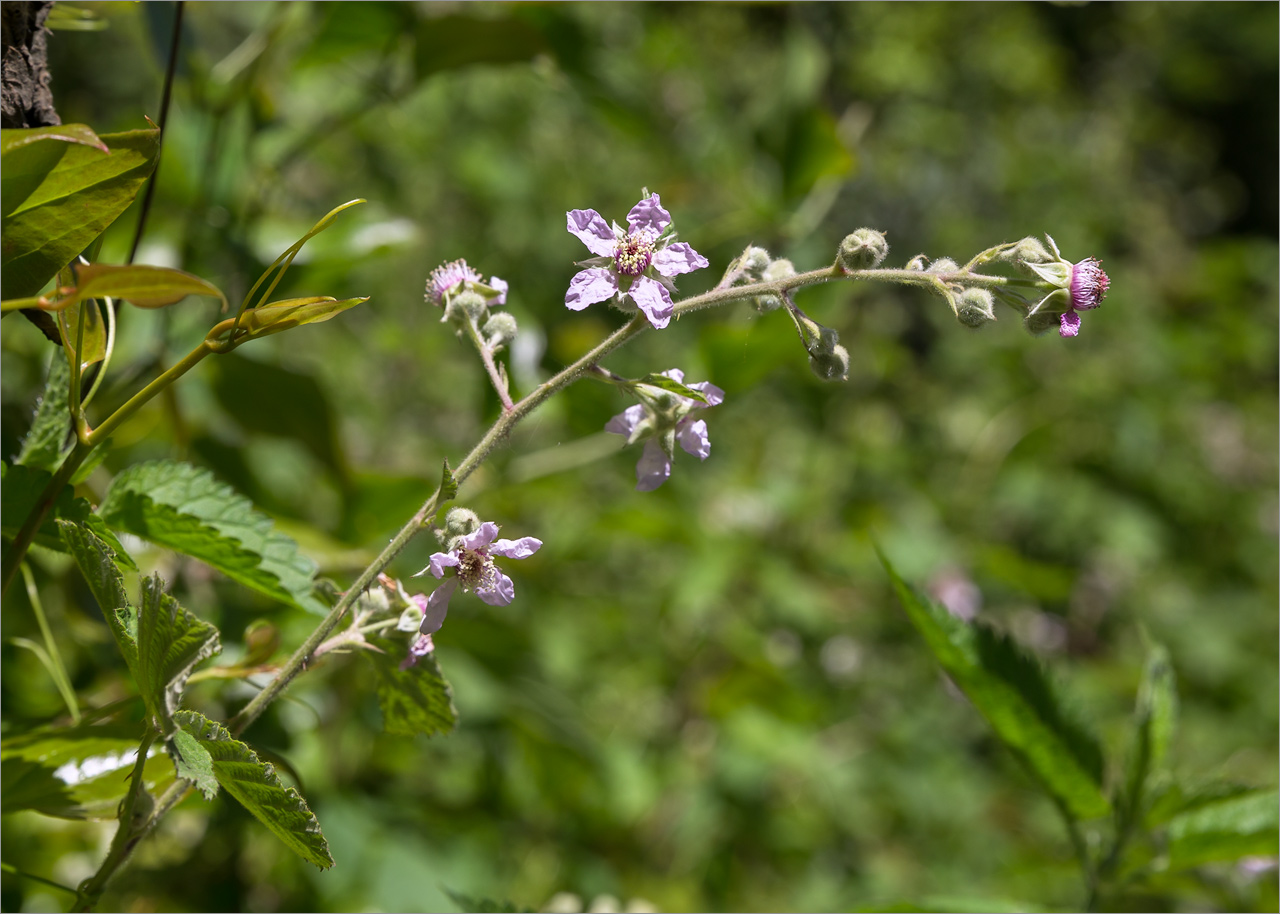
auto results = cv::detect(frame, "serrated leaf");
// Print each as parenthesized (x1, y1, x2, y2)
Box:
(439, 459, 458, 503)
(879, 549, 1110, 820)
(135, 576, 220, 735)
(1167, 788, 1279, 868)
(2, 128, 160, 300)
(237, 295, 366, 337)
(16, 351, 73, 472)
(173, 711, 334, 869)
(98, 460, 326, 614)
(2, 464, 136, 570)
(57, 520, 138, 670)
(1, 722, 174, 820)
(167, 728, 218, 801)
(365, 635, 458, 738)
(635, 372, 708, 404)
(59, 263, 227, 310)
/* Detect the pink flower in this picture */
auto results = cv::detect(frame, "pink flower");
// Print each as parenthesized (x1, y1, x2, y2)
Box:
(413, 522, 542, 632)
(1023, 236, 1110, 339)
(565, 194, 708, 329)
(426, 258, 508, 308)
(605, 369, 725, 491)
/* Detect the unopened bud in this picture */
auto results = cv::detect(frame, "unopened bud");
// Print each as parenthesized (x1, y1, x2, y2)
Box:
(838, 228, 889, 272)
(1000, 236, 1053, 267)
(444, 290, 486, 323)
(809, 344, 850, 382)
(906, 254, 929, 271)
(927, 257, 958, 274)
(482, 311, 518, 347)
(763, 259, 796, 282)
(743, 246, 772, 274)
(444, 507, 480, 537)
(956, 288, 996, 328)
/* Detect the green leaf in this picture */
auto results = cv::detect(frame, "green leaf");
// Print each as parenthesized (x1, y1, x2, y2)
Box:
(1124, 643, 1178, 815)
(2, 464, 136, 570)
(56, 520, 138, 670)
(173, 711, 334, 869)
(365, 635, 458, 738)
(879, 548, 1111, 820)
(135, 575, 221, 735)
(2, 128, 160, 300)
(1, 722, 175, 820)
(62, 263, 227, 310)
(236, 296, 366, 338)
(57, 295, 106, 372)
(439, 459, 459, 504)
(16, 351, 73, 472)
(97, 460, 326, 614)
(1167, 788, 1279, 869)
(635, 373, 708, 404)
(167, 728, 218, 801)
(0, 124, 108, 157)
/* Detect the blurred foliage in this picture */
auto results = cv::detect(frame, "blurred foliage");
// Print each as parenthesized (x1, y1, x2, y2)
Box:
(2, 2, 1276, 911)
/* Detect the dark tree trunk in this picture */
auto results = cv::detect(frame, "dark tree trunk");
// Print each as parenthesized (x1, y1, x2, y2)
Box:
(2, 0, 64, 342)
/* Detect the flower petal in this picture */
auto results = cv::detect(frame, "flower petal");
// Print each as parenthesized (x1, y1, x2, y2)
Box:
(1059, 311, 1081, 338)
(489, 276, 509, 307)
(677, 418, 711, 460)
(417, 551, 460, 579)
(420, 578, 456, 634)
(659, 368, 686, 385)
(459, 522, 500, 552)
(565, 268, 619, 311)
(567, 209, 617, 257)
(652, 242, 708, 277)
(476, 570, 515, 606)
(492, 536, 542, 560)
(627, 194, 672, 234)
(400, 632, 436, 671)
(635, 438, 672, 491)
(628, 276, 674, 329)
(605, 403, 646, 437)
(687, 380, 725, 407)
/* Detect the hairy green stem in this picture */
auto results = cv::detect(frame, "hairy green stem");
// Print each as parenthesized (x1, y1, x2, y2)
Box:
(74, 729, 158, 912)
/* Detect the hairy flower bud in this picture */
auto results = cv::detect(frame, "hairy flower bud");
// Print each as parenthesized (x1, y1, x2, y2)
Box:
(1001, 236, 1054, 269)
(444, 290, 487, 324)
(957, 288, 996, 328)
(743, 246, 772, 274)
(809, 344, 850, 382)
(483, 311, 518, 347)
(926, 257, 958, 274)
(444, 507, 481, 538)
(753, 258, 796, 313)
(838, 228, 889, 272)
(906, 254, 929, 271)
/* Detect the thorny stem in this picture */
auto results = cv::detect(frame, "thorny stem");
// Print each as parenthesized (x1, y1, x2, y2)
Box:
(460, 313, 514, 411)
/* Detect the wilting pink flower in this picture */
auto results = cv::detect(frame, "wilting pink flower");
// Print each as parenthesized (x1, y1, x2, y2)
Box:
(565, 194, 708, 329)
(1024, 236, 1110, 338)
(426, 258, 508, 308)
(605, 369, 725, 491)
(413, 522, 542, 632)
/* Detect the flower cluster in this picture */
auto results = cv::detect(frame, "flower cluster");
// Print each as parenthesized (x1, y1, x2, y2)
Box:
(565, 194, 708, 329)
(426, 259, 507, 310)
(605, 369, 725, 491)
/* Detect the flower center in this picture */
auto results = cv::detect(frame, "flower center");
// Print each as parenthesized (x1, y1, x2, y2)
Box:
(615, 230, 656, 277)
(456, 547, 496, 592)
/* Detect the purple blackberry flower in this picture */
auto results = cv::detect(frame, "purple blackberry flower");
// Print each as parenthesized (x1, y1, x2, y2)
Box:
(400, 632, 436, 671)
(565, 193, 708, 329)
(1023, 236, 1110, 338)
(605, 369, 725, 491)
(413, 522, 542, 632)
(426, 258, 508, 308)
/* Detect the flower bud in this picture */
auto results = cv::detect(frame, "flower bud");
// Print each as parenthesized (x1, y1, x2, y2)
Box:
(906, 254, 930, 271)
(444, 507, 480, 537)
(809, 344, 850, 382)
(482, 311, 518, 347)
(837, 228, 889, 271)
(1001, 236, 1053, 267)
(956, 288, 996, 328)
(926, 257, 958, 274)
(743, 246, 772, 274)
(763, 258, 796, 282)
(444, 290, 487, 324)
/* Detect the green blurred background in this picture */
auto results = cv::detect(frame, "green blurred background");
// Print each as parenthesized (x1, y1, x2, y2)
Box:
(2, 3, 1276, 911)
